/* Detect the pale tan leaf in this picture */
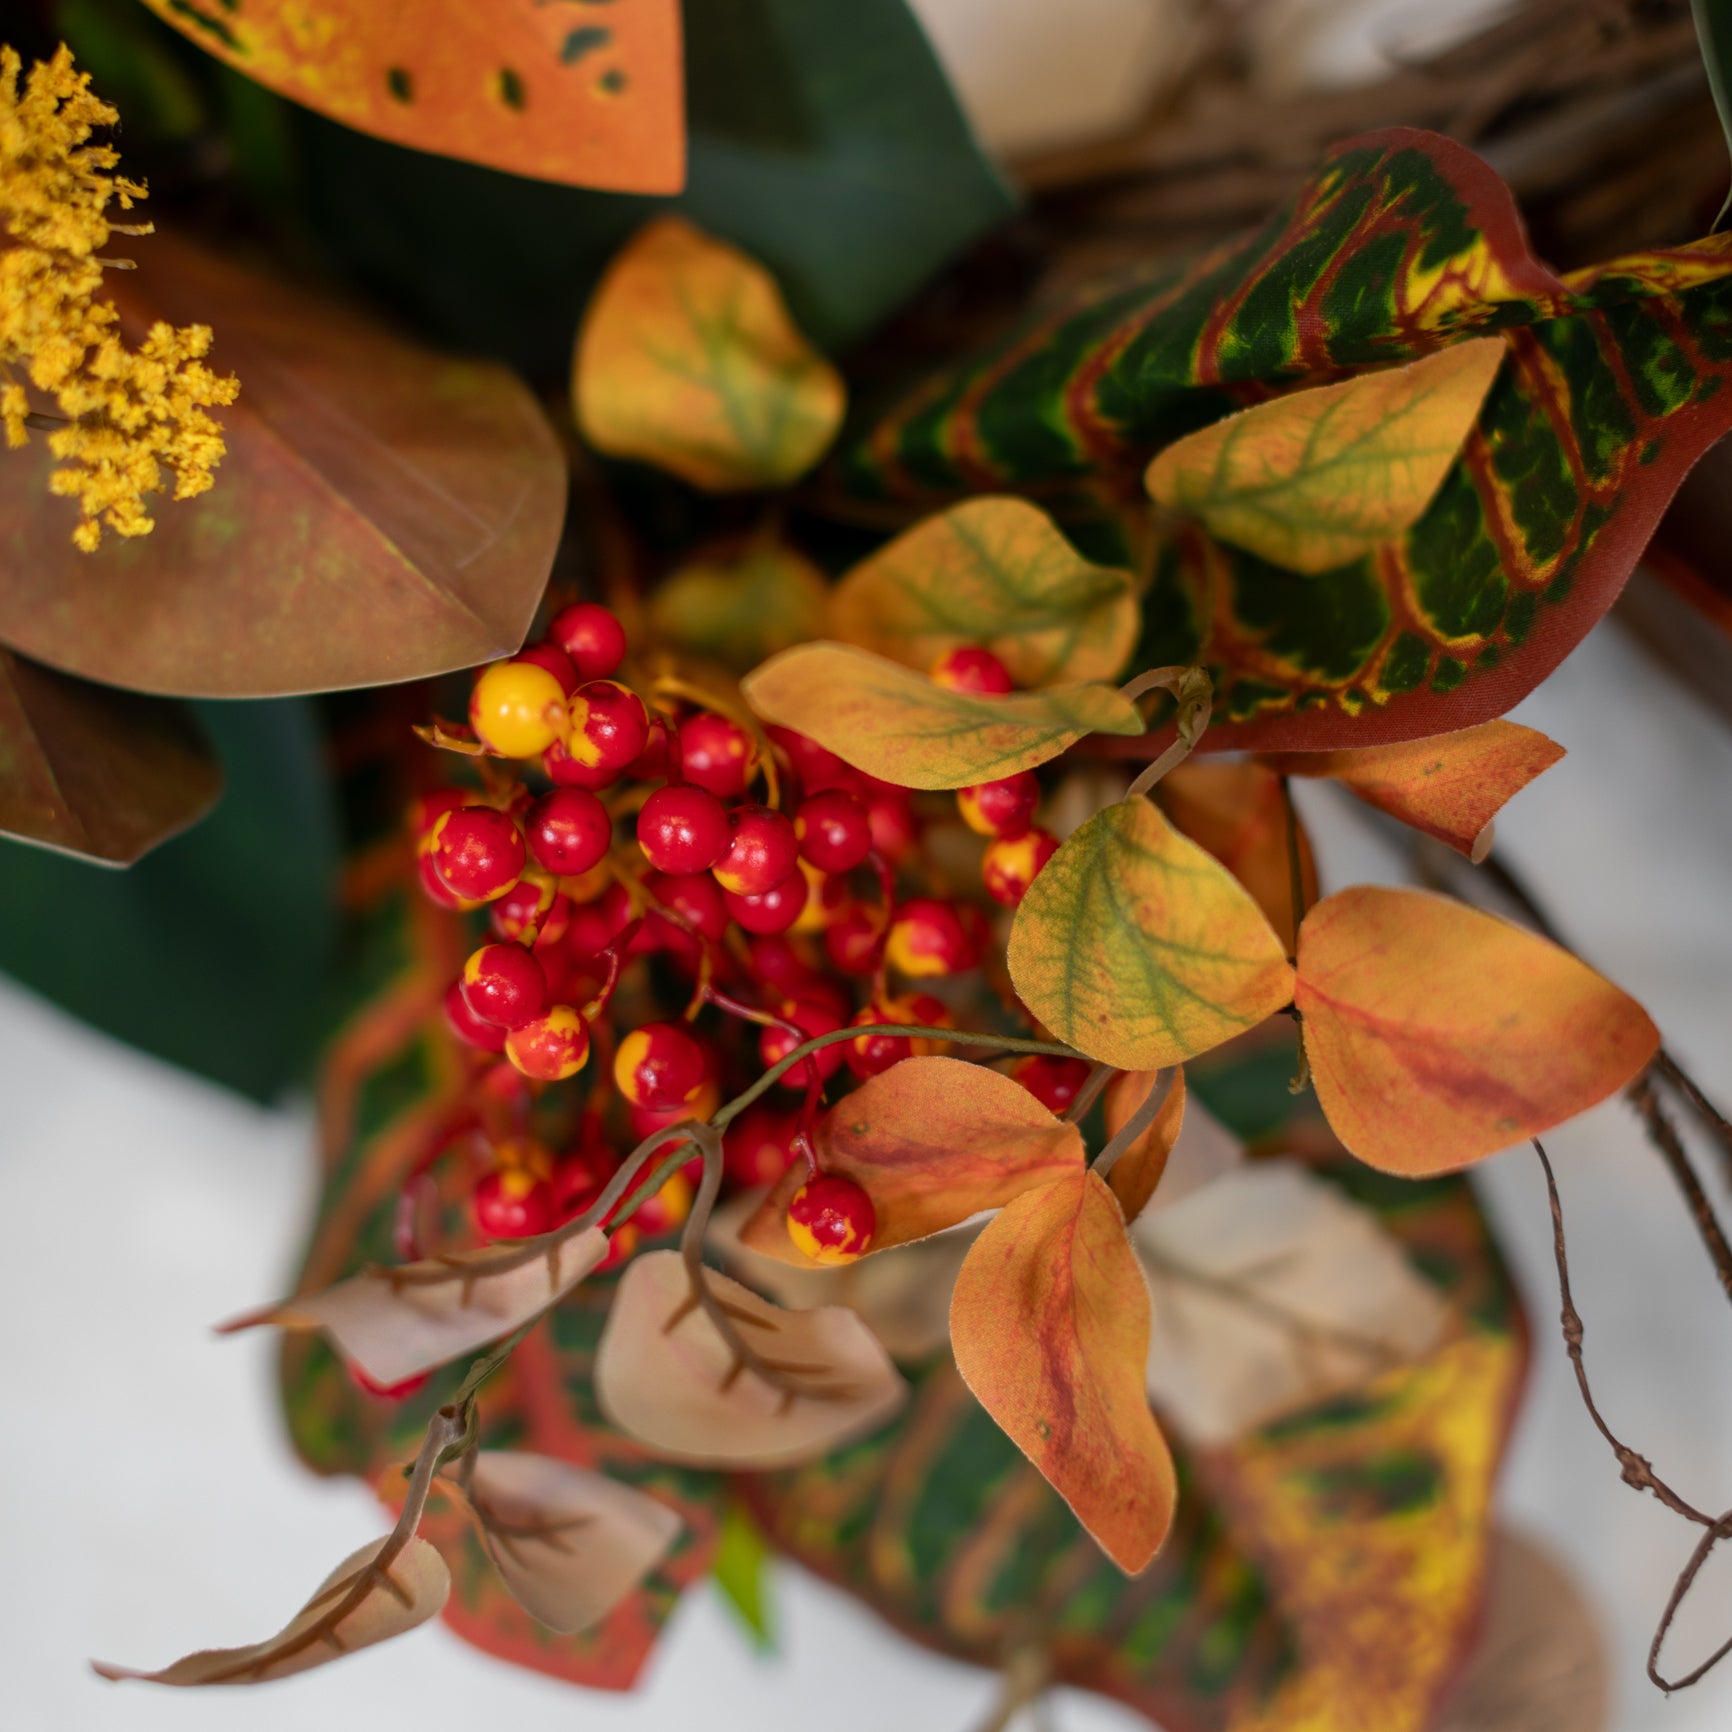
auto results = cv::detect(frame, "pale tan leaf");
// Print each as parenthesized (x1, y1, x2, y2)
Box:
(224, 1226, 609, 1386)
(596, 1250, 908, 1467)
(1135, 1161, 1448, 1443)
(94, 1536, 449, 1686)
(1143, 1092, 1244, 1214)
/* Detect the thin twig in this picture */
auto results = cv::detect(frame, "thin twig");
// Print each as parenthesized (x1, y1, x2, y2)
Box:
(1062, 1061, 1115, 1126)
(1629, 1074, 1732, 1306)
(1092, 1069, 1175, 1180)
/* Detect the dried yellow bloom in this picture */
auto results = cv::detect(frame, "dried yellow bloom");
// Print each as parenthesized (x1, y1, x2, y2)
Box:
(0, 43, 237, 550)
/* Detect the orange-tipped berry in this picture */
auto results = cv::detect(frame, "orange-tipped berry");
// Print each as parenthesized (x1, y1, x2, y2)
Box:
(460, 943, 548, 1030)
(504, 1005, 591, 1081)
(787, 1174, 875, 1265)
(428, 805, 526, 903)
(713, 804, 798, 897)
(490, 872, 567, 944)
(547, 680, 648, 789)
(614, 1020, 709, 1110)
(930, 645, 1013, 695)
(957, 772, 1038, 839)
(983, 827, 1059, 908)
(885, 896, 978, 977)
(469, 659, 568, 759)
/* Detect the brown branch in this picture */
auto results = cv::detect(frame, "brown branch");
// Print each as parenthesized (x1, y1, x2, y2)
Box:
(1629, 1073, 1732, 1307)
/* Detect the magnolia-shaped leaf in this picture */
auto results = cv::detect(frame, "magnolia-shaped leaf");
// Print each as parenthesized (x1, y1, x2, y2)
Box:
(1159, 760, 1318, 948)
(1145, 339, 1506, 574)
(575, 218, 845, 491)
(1263, 720, 1564, 862)
(0, 232, 567, 698)
(743, 643, 1143, 790)
(829, 497, 1138, 685)
(1008, 799, 1295, 1070)
(140, 0, 684, 193)
(1296, 886, 1659, 1172)
(740, 1057, 1084, 1266)
(1134, 1161, 1449, 1444)
(440, 1453, 681, 1636)
(0, 649, 220, 865)
(1102, 1069, 1186, 1223)
(595, 1251, 907, 1467)
(95, 1535, 449, 1685)
(951, 1169, 1176, 1573)
(225, 1226, 609, 1387)
(649, 544, 830, 674)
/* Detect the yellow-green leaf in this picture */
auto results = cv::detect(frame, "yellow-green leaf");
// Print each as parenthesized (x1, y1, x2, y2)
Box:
(829, 497, 1138, 684)
(649, 543, 830, 674)
(574, 218, 844, 491)
(742, 642, 1143, 790)
(1008, 799, 1295, 1069)
(1144, 338, 1506, 574)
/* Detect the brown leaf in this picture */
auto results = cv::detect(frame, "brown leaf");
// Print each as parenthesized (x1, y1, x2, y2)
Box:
(439, 1453, 681, 1636)
(94, 1535, 449, 1685)
(0, 231, 566, 698)
(224, 1226, 610, 1387)
(595, 1250, 907, 1467)
(0, 648, 220, 864)
(1103, 1069, 1186, 1223)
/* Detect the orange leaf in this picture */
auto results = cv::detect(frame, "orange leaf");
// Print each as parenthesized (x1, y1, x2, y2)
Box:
(139, 0, 683, 192)
(1104, 1069, 1186, 1223)
(950, 1170, 1176, 1573)
(1159, 760, 1318, 948)
(739, 1057, 1085, 1267)
(1007, 798, 1295, 1069)
(1262, 720, 1564, 862)
(1296, 886, 1659, 1173)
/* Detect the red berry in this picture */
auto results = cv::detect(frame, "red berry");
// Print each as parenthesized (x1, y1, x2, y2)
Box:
(930, 645, 1014, 694)
(824, 903, 886, 975)
(444, 979, 507, 1052)
(429, 806, 526, 903)
(548, 602, 628, 681)
(1010, 1054, 1093, 1115)
(567, 880, 634, 956)
(766, 725, 849, 795)
(983, 828, 1059, 907)
(504, 1006, 591, 1081)
(491, 873, 569, 945)
(627, 1080, 721, 1142)
(713, 805, 798, 897)
(644, 870, 729, 942)
(549, 681, 649, 790)
(625, 720, 673, 782)
(885, 897, 978, 978)
(723, 1104, 799, 1189)
(638, 784, 730, 875)
(631, 1170, 694, 1240)
(794, 788, 873, 873)
(409, 786, 468, 842)
(515, 639, 579, 694)
(760, 998, 846, 1084)
(551, 1140, 619, 1221)
(460, 943, 548, 1029)
(614, 1020, 709, 1110)
(846, 994, 952, 1080)
(526, 787, 612, 877)
(679, 712, 755, 799)
(418, 846, 478, 911)
(347, 1363, 431, 1402)
(786, 1174, 875, 1264)
(723, 868, 809, 935)
(473, 1167, 554, 1240)
(957, 773, 1038, 839)
(867, 795, 918, 864)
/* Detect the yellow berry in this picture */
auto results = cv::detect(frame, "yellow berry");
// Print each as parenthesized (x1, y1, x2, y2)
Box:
(470, 660, 567, 759)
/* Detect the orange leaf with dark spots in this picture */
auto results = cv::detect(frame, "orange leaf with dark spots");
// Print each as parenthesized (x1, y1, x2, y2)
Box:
(1263, 720, 1563, 862)
(1104, 1069, 1186, 1223)
(950, 1169, 1176, 1573)
(740, 1057, 1084, 1267)
(1296, 886, 1658, 1173)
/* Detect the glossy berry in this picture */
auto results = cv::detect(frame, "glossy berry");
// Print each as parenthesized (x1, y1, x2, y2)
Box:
(930, 645, 1014, 695)
(409, 786, 468, 843)
(514, 639, 579, 694)
(957, 772, 1038, 839)
(460, 943, 547, 1029)
(679, 712, 755, 799)
(548, 681, 649, 790)
(713, 804, 798, 897)
(428, 805, 526, 903)
(846, 994, 952, 1080)
(745, 933, 809, 994)
(567, 880, 634, 957)
(787, 1174, 876, 1265)
(867, 793, 918, 865)
(885, 896, 978, 977)
(491, 874, 569, 945)
(627, 1079, 721, 1143)
(548, 601, 628, 681)
(794, 788, 872, 873)
(1010, 1054, 1094, 1115)
(614, 1020, 709, 1110)
(983, 827, 1059, 908)
(824, 902, 886, 974)
(504, 1005, 590, 1081)
(644, 870, 729, 943)
(790, 859, 846, 934)
(723, 1104, 799, 1189)
(470, 659, 568, 759)
(631, 1170, 694, 1240)
(766, 724, 848, 795)
(760, 997, 846, 1085)
(444, 979, 507, 1053)
(526, 787, 612, 877)
(638, 783, 730, 874)
(418, 846, 480, 912)
(722, 868, 808, 935)
(348, 1363, 431, 1402)
(473, 1166, 555, 1240)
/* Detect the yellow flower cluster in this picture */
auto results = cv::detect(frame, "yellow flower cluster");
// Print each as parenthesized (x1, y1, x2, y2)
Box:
(0, 43, 237, 551)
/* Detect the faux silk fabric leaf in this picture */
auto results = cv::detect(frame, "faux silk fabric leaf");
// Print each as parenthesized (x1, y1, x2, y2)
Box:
(0, 232, 566, 699)
(1103, 1068, 1186, 1222)
(138, 0, 684, 192)
(0, 649, 220, 865)
(743, 643, 1143, 789)
(1008, 799, 1295, 1070)
(739, 1057, 1085, 1267)
(950, 1170, 1176, 1573)
(575, 218, 845, 491)
(1296, 886, 1660, 1172)
(1261, 719, 1563, 861)
(1145, 341, 1505, 574)
(829, 497, 1138, 684)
